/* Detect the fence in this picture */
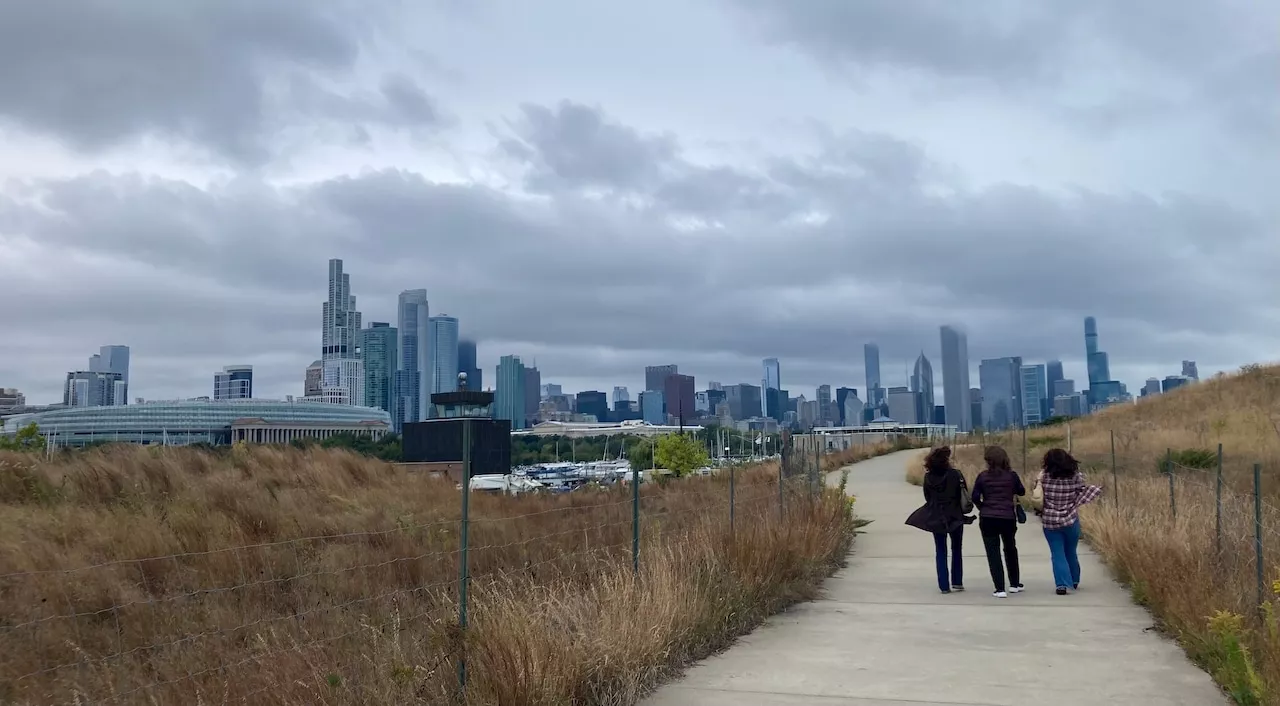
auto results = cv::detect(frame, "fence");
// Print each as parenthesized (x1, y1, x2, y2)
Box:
(0, 440, 838, 704)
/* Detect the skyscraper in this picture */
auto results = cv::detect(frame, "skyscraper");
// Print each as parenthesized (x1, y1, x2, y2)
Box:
(1084, 316, 1111, 388)
(645, 365, 678, 395)
(1142, 378, 1162, 397)
(426, 315, 459, 396)
(664, 373, 695, 423)
(886, 386, 919, 424)
(396, 289, 429, 425)
(940, 326, 972, 431)
(911, 352, 934, 428)
(816, 384, 833, 425)
(457, 339, 482, 392)
(575, 391, 609, 420)
(523, 364, 541, 422)
(835, 387, 858, 425)
(360, 323, 397, 414)
(1020, 364, 1047, 426)
(864, 343, 882, 407)
(214, 365, 253, 400)
(64, 371, 125, 407)
(321, 259, 364, 406)
(979, 356, 1024, 430)
(640, 390, 665, 425)
(1182, 361, 1199, 381)
(305, 360, 323, 397)
(1045, 360, 1064, 420)
(613, 387, 631, 407)
(494, 355, 527, 430)
(89, 345, 130, 384)
(762, 357, 781, 416)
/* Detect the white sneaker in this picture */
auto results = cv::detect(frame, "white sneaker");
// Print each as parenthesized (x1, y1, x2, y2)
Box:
(1009, 585, 1024, 594)
(993, 591, 1008, 598)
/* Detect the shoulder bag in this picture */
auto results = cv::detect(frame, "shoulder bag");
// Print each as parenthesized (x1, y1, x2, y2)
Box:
(958, 472, 974, 514)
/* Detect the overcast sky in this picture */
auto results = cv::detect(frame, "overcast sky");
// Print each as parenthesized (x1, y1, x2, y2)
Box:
(2, 0, 1277, 404)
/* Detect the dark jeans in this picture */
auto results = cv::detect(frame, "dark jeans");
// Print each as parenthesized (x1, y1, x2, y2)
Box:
(979, 516, 1020, 592)
(932, 527, 964, 592)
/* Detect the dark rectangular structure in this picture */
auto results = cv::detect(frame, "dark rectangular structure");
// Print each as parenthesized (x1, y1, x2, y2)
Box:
(402, 418, 512, 476)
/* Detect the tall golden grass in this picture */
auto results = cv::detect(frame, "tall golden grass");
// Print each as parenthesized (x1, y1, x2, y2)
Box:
(911, 366, 1280, 703)
(0, 441, 889, 705)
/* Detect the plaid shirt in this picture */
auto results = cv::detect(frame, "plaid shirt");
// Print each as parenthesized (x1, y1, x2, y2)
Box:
(1038, 471, 1103, 530)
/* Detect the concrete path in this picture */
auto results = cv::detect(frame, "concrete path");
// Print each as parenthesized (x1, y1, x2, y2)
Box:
(644, 449, 1226, 706)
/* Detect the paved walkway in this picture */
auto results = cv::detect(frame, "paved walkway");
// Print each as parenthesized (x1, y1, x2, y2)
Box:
(644, 449, 1226, 706)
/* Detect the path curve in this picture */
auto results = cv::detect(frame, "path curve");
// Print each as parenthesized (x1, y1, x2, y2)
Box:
(643, 449, 1225, 706)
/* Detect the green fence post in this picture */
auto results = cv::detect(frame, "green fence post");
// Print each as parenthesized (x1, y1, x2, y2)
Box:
(1215, 444, 1223, 559)
(631, 463, 640, 575)
(1110, 430, 1118, 508)
(1167, 448, 1176, 520)
(1255, 463, 1264, 611)
(456, 418, 472, 692)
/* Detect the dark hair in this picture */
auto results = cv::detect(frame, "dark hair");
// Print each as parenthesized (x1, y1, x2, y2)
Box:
(1043, 448, 1079, 479)
(983, 446, 1012, 473)
(924, 446, 952, 474)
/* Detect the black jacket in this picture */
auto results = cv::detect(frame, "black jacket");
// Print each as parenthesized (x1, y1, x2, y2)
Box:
(972, 470, 1026, 520)
(908, 467, 966, 533)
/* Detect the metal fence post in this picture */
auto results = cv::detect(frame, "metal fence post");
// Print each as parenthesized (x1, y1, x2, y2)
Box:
(632, 463, 640, 575)
(1110, 430, 1118, 508)
(729, 460, 736, 542)
(1215, 444, 1223, 558)
(457, 418, 472, 692)
(1066, 422, 1072, 453)
(1167, 448, 1176, 520)
(1255, 463, 1264, 611)
(1021, 426, 1027, 476)
(777, 451, 784, 520)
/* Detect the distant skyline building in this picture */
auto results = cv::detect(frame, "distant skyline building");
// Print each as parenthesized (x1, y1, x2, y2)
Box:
(724, 383, 761, 421)
(941, 326, 972, 432)
(762, 357, 781, 416)
(968, 388, 982, 431)
(396, 289, 429, 425)
(645, 365, 678, 394)
(494, 355, 527, 430)
(979, 356, 1023, 430)
(911, 353, 934, 429)
(1045, 360, 1064, 416)
(886, 386, 918, 424)
(305, 360, 323, 397)
(664, 373, 696, 422)
(322, 358, 364, 409)
(816, 384, 833, 425)
(0, 388, 25, 412)
(1182, 361, 1199, 381)
(523, 364, 541, 422)
(576, 391, 609, 421)
(1084, 316, 1112, 394)
(1162, 375, 1190, 393)
(64, 371, 126, 408)
(1053, 379, 1076, 397)
(1020, 364, 1047, 426)
(613, 386, 630, 406)
(864, 343, 882, 407)
(213, 365, 253, 401)
(426, 315, 459, 397)
(320, 259, 363, 408)
(457, 338, 482, 392)
(89, 345, 130, 385)
(1142, 378, 1162, 397)
(360, 323, 397, 415)
(640, 390, 665, 425)
(835, 387, 858, 425)
(543, 383, 563, 399)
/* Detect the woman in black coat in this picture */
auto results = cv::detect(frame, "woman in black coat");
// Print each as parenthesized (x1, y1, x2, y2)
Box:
(908, 446, 969, 593)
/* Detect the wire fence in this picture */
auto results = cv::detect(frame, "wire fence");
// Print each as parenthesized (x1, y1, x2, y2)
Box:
(0, 437, 839, 704)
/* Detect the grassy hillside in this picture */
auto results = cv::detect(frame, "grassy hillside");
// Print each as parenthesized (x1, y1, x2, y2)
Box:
(938, 365, 1280, 704)
(0, 441, 889, 705)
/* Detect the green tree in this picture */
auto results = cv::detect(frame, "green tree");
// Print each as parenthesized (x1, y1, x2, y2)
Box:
(0, 423, 46, 452)
(654, 433, 709, 477)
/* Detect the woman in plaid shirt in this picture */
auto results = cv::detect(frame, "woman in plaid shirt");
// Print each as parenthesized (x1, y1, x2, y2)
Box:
(1035, 449, 1103, 595)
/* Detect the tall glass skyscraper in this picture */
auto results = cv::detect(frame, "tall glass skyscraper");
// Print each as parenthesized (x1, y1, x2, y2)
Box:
(1020, 363, 1047, 427)
(494, 355, 527, 430)
(320, 259, 363, 406)
(360, 323, 397, 415)
(979, 356, 1023, 430)
(396, 289, 429, 426)
(89, 345, 131, 385)
(762, 357, 781, 416)
(457, 339, 482, 391)
(912, 352, 934, 428)
(1084, 316, 1111, 387)
(427, 315, 459, 396)
(940, 326, 972, 432)
(864, 343, 881, 407)
(1045, 360, 1064, 418)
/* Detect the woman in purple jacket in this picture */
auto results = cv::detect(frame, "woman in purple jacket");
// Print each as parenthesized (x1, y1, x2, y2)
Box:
(971, 446, 1025, 598)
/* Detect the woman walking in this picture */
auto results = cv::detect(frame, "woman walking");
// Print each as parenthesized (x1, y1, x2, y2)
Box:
(1034, 449, 1103, 595)
(971, 446, 1025, 598)
(908, 446, 970, 594)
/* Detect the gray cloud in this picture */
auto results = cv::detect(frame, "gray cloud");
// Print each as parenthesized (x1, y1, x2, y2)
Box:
(3, 100, 1273, 402)
(0, 0, 442, 162)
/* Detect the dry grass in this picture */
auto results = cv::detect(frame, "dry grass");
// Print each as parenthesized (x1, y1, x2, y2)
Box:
(0, 440, 893, 705)
(908, 366, 1280, 704)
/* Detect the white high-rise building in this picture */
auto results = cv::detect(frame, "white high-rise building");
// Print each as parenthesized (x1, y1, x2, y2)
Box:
(940, 325, 972, 432)
(214, 365, 253, 400)
(427, 315, 459, 395)
(320, 259, 363, 405)
(89, 345, 131, 384)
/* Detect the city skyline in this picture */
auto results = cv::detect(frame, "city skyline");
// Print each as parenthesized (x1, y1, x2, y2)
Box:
(3, 5, 1271, 405)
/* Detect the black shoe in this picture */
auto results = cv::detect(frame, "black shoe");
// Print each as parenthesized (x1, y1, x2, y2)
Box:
(1056, 587, 1068, 596)
(952, 585, 965, 592)
(1073, 583, 1079, 590)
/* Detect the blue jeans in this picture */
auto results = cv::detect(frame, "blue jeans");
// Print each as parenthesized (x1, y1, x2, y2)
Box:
(1043, 518, 1082, 589)
(933, 528, 964, 592)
